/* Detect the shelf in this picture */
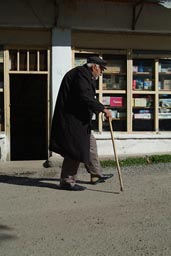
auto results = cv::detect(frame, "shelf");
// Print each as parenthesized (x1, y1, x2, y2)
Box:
(158, 91, 171, 94)
(133, 72, 152, 75)
(159, 72, 171, 75)
(159, 118, 171, 119)
(0, 88, 3, 92)
(133, 106, 153, 109)
(159, 107, 171, 109)
(105, 106, 126, 109)
(132, 90, 155, 94)
(133, 118, 153, 120)
(112, 118, 126, 120)
(104, 71, 126, 75)
(102, 90, 126, 94)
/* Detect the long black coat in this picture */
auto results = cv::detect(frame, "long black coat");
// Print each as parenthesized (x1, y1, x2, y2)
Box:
(49, 64, 104, 163)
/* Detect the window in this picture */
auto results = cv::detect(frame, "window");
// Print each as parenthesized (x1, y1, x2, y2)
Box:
(158, 59, 171, 131)
(74, 50, 171, 133)
(0, 50, 4, 132)
(9, 49, 48, 72)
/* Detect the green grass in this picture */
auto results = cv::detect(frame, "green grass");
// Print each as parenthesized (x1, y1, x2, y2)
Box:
(100, 154, 171, 168)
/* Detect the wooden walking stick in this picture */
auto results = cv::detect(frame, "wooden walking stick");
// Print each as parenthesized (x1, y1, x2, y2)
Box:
(109, 118, 124, 191)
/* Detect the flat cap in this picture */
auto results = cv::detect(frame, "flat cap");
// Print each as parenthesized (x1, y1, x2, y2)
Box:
(87, 56, 107, 69)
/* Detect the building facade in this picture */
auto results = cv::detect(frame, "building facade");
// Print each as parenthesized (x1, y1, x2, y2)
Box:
(0, 0, 171, 161)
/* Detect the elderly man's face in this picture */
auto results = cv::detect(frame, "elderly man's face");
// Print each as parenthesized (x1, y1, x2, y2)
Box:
(92, 64, 105, 80)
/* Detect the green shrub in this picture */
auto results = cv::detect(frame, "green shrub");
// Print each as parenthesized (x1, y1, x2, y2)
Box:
(100, 154, 171, 168)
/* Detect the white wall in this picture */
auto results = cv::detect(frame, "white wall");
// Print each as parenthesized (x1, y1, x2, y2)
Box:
(52, 28, 72, 112)
(96, 134, 171, 158)
(0, 135, 5, 161)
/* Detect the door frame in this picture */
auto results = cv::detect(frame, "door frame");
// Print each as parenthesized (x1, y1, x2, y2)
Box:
(4, 47, 51, 160)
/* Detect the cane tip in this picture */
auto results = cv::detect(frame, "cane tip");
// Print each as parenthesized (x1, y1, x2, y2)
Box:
(120, 187, 124, 192)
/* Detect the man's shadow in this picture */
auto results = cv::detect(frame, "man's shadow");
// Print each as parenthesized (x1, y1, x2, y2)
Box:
(0, 174, 120, 194)
(0, 174, 94, 190)
(0, 174, 61, 189)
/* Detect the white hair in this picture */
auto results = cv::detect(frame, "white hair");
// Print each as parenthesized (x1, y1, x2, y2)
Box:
(87, 63, 99, 68)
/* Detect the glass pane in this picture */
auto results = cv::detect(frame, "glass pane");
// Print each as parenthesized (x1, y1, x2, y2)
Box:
(158, 59, 171, 91)
(9, 50, 17, 70)
(75, 53, 93, 67)
(0, 93, 4, 132)
(159, 94, 171, 131)
(102, 55, 127, 90)
(102, 93, 127, 131)
(0, 63, 4, 89)
(30, 50, 37, 71)
(133, 59, 155, 91)
(20, 50, 27, 71)
(132, 94, 155, 131)
(0, 51, 3, 63)
(39, 50, 47, 71)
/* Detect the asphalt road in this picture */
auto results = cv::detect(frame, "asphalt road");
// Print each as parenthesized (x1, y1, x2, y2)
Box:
(0, 161, 171, 256)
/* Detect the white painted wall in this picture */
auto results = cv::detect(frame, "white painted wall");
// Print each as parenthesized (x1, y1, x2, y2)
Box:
(52, 28, 72, 112)
(96, 137, 171, 158)
(0, 135, 5, 161)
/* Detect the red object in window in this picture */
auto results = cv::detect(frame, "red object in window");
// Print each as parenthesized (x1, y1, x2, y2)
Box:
(110, 97, 123, 107)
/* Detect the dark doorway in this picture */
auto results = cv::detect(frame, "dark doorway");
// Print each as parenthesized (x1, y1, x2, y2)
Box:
(10, 74, 48, 160)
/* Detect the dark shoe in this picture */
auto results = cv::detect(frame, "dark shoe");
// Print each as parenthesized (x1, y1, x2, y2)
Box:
(59, 183, 86, 191)
(43, 160, 50, 168)
(101, 174, 114, 180)
(90, 174, 113, 185)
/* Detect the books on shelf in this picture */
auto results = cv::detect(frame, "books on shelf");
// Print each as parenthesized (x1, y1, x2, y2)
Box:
(159, 99, 171, 108)
(0, 81, 4, 88)
(102, 96, 110, 105)
(134, 113, 152, 119)
(0, 123, 4, 131)
(132, 79, 152, 90)
(159, 113, 171, 119)
(134, 98, 147, 107)
(163, 80, 171, 90)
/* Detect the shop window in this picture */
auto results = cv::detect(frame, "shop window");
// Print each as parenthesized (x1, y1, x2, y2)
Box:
(132, 94, 154, 131)
(159, 94, 171, 131)
(158, 59, 171, 131)
(20, 50, 27, 71)
(30, 50, 37, 71)
(0, 50, 4, 132)
(40, 50, 47, 71)
(74, 51, 171, 133)
(9, 49, 48, 72)
(9, 50, 17, 70)
(102, 93, 127, 132)
(133, 59, 155, 91)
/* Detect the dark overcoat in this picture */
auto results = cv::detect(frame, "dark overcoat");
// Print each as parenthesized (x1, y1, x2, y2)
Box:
(49, 64, 104, 163)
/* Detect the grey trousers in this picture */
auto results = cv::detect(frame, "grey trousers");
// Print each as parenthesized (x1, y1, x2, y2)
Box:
(60, 134, 103, 185)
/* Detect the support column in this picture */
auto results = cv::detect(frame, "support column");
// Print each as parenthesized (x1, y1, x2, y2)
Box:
(52, 28, 72, 112)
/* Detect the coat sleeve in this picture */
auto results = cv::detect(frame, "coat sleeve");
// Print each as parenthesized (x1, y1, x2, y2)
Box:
(76, 69, 105, 114)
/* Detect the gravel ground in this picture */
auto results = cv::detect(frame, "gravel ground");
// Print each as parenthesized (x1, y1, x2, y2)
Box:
(0, 161, 171, 256)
